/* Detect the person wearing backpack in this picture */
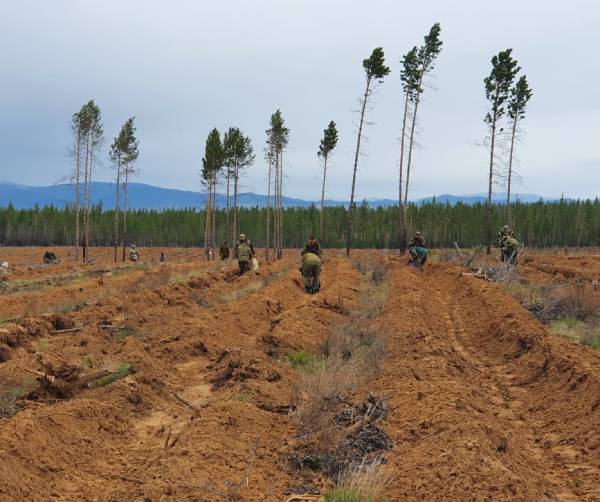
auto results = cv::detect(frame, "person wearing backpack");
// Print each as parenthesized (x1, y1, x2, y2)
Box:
(234, 234, 253, 275)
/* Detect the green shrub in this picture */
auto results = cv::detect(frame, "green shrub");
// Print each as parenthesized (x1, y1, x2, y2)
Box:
(287, 351, 311, 368)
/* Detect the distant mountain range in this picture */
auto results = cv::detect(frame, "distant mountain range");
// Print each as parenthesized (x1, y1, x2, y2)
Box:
(0, 181, 561, 210)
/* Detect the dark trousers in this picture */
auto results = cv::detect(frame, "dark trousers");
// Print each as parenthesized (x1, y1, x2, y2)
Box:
(238, 261, 251, 275)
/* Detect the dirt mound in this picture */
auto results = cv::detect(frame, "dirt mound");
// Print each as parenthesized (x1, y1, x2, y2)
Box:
(2, 249, 600, 500)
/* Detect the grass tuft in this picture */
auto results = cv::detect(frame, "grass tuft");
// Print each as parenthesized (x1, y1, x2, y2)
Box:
(287, 351, 311, 368)
(0, 379, 37, 417)
(324, 461, 390, 502)
(95, 363, 133, 387)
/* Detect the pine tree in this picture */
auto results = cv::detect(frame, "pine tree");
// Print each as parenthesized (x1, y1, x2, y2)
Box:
(506, 75, 533, 226)
(484, 49, 520, 253)
(109, 126, 125, 262)
(400, 24, 443, 252)
(398, 47, 419, 253)
(120, 117, 139, 261)
(70, 108, 85, 261)
(346, 48, 390, 256)
(201, 128, 224, 259)
(80, 100, 104, 262)
(223, 127, 255, 248)
(318, 120, 338, 246)
(265, 111, 289, 259)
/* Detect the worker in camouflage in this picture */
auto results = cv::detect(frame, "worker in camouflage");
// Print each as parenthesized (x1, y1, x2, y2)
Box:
(408, 231, 428, 270)
(234, 234, 253, 275)
(497, 225, 514, 245)
(234, 234, 255, 257)
(498, 229, 519, 264)
(43, 251, 58, 264)
(301, 235, 321, 257)
(129, 245, 140, 263)
(408, 231, 425, 248)
(219, 241, 230, 260)
(300, 252, 321, 294)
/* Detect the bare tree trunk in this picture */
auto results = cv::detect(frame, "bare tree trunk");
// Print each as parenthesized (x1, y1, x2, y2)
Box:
(204, 184, 212, 260)
(266, 158, 272, 262)
(278, 150, 283, 259)
(122, 161, 129, 262)
(82, 135, 91, 261)
(486, 109, 498, 255)
(226, 168, 231, 246)
(85, 136, 97, 260)
(398, 91, 410, 254)
(404, 85, 422, 209)
(346, 76, 372, 256)
(232, 173, 239, 251)
(506, 112, 519, 228)
(74, 131, 82, 261)
(211, 180, 216, 259)
(273, 156, 279, 258)
(320, 154, 328, 245)
(113, 157, 121, 263)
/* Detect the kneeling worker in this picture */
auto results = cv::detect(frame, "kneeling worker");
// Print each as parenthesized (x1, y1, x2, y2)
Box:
(301, 251, 321, 294)
(129, 245, 140, 262)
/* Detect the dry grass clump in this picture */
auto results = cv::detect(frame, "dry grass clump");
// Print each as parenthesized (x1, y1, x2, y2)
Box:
(292, 320, 385, 443)
(535, 284, 598, 322)
(356, 285, 389, 320)
(323, 323, 384, 372)
(580, 327, 600, 350)
(324, 460, 391, 502)
(0, 379, 36, 418)
(292, 359, 359, 436)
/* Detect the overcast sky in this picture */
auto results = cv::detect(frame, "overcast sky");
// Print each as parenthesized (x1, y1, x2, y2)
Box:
(0, 0, 598, 201)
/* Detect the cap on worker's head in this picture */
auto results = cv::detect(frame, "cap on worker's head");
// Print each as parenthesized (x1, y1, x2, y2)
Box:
(502, 225, 510, 231)
(239, 233, 245, 240)
(130, 244, 136, 249)
(1, 261, 8, 268)
(416, 231, 422, 236)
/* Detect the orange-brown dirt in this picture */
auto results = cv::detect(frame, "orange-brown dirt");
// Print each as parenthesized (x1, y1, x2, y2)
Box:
(1, 247, 600, 501)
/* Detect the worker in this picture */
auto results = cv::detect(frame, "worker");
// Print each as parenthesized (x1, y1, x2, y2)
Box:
(129, 245, 140, 263)
(499, 234, 519, 264)
(0, 262, 8, 282)
(301, 235, 321, 257)
(408, 231, 425, 248)
(219, 241, 230, 260)
(43, 251, 58, 264)
(234, 234, 253, 275)
(408, 232, 428, 271)
(301, 252, 321, 294)
(234, 234, 256, 257)
(159, 252, 166, 263)
(497, 225, 514, 246)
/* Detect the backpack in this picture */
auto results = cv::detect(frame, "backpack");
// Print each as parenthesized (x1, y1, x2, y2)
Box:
(237, 243, 251, 262)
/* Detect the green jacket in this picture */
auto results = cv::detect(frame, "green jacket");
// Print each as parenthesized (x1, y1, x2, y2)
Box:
(235, 242, 252, 262)
(301, 252, 321, 267)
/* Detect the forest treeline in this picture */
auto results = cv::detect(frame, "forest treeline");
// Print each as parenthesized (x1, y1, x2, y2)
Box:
(1, 199, 598, 250)
(14, 22, 537, 260)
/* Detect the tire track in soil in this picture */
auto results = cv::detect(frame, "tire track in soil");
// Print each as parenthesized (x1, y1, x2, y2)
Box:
(100, 256, 361, 502)
(0, 255, 363, 501)
(372, 259, 600, 501)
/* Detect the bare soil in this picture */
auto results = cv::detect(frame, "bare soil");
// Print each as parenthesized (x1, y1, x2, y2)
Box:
(1, 247, 600, 501)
